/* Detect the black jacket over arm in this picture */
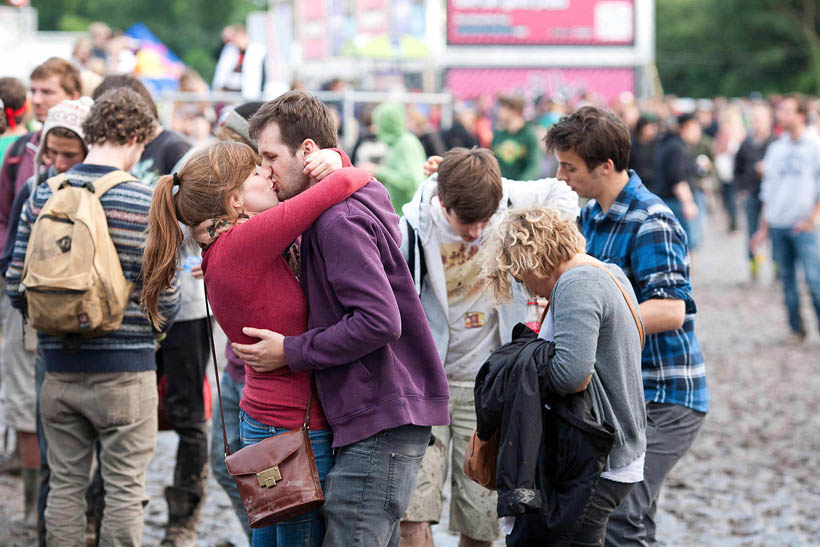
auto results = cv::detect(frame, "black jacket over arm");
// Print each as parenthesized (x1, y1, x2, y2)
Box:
(474, 324, 616, 545)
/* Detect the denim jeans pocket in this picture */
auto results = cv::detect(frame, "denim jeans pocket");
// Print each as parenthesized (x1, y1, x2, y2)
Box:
(239, 411, 276, 447)
(384, 451, 424, 520)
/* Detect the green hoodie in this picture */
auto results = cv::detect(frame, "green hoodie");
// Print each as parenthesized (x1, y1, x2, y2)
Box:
(373, 103, 426, 212)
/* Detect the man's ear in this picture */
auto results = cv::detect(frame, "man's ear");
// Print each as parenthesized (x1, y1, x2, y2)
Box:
(599, 159, 615, 176)
(300, 139, 319, 157)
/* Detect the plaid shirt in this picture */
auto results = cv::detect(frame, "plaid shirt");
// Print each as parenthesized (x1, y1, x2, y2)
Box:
(579, 171, 709, 413)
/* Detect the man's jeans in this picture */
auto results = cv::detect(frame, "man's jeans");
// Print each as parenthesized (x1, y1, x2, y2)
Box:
(769, 227, 820, 334)
(40, 370, 157, 547)
(239, 410, 334, 547)
(210, 370, 252, 541)
(605, 403, 705, 547)
(323, 424, 431, 547)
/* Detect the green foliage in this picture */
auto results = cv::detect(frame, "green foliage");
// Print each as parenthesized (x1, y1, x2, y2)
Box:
(656, 0, 820, 97)
(31, 0, 265, 82)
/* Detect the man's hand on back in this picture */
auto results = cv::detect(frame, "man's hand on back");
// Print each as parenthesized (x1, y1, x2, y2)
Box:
(231, 327, 288, 372)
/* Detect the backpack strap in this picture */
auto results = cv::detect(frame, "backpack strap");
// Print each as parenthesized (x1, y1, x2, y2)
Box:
(405, 217, 427, 295)
(6, 133, 33, 185)
(88, 170, 137, 196)
(45, 174, 69, 195)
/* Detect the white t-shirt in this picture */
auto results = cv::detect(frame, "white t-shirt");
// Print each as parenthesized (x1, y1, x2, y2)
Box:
(431, 197, 500, 385)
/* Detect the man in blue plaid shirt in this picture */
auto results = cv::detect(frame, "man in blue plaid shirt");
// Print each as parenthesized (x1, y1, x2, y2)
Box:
(546, 106, 709, 546)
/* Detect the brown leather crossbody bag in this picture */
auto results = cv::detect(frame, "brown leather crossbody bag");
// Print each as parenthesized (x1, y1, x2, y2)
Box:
(204, 286, 324, 528)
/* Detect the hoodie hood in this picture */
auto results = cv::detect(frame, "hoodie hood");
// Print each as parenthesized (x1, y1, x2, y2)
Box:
(373, 103, 406, 146)
(347, 179, 402, 246)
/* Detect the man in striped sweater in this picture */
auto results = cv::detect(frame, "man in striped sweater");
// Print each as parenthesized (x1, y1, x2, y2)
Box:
(5, 87, 180, 546)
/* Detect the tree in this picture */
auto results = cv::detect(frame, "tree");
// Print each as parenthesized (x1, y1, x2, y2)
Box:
(656, 0, 820, 97)
(31, 0, 266, 82)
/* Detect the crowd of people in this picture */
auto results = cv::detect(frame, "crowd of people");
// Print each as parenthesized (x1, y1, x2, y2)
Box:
(0, 49, 818, 547)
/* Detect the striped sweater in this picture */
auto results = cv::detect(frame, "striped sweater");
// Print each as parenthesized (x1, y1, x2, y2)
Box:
(4, 163, 180, 373)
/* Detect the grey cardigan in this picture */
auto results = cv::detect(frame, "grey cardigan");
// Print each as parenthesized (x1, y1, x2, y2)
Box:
(550, 263, 647, 469)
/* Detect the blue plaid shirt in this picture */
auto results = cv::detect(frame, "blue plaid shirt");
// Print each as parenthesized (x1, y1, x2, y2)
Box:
(580, 171, 709, 413)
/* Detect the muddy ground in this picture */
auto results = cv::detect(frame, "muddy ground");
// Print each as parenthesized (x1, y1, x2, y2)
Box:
(1, 216, 818, 546)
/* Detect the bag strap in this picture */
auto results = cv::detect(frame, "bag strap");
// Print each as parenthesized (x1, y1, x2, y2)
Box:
(89, 170, 137, 196)
(45, 173, 69, 195)
(44, 170, 135, 197)
(203, 284, 314, 457)
(585, 263, 645, 348)
(204, 284, 232, 456)
(537, 262, 645, 348)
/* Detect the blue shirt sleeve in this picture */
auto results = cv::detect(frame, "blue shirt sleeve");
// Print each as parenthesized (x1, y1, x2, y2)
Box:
(629, 210, 696, 314)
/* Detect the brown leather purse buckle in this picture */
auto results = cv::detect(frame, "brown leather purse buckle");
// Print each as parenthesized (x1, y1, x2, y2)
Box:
(256, 466, 282, 488)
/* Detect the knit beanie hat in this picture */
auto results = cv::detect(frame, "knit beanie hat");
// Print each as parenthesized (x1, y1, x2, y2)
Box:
(216, 101, 264, 150)
(35, 97, 94, 181)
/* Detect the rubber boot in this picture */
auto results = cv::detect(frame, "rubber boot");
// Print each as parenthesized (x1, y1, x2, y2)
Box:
(22, 468, 39, 528)
(160, 481, 206, 547)
(0, 447, 22, 475)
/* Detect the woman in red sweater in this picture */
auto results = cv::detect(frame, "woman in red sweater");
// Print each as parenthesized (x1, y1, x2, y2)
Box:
(142, 140, 369, 545)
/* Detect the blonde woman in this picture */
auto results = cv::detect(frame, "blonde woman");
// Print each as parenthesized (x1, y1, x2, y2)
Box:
(480, 206, 646, 546)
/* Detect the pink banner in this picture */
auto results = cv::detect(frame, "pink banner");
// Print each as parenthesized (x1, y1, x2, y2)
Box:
(356, 0, 391, 38)
(300, 0, 328, 60)
(447, 0, 634, 45)
(446, 67, 635, 102)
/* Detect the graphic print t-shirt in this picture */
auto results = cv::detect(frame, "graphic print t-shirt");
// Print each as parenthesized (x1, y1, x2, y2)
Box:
(431, 197, 500, 384)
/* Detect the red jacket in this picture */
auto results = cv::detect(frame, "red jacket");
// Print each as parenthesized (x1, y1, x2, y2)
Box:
(0, 132, 39, 243)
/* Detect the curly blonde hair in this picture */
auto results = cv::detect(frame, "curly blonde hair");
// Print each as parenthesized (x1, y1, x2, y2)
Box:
(480, 206, 586, 301)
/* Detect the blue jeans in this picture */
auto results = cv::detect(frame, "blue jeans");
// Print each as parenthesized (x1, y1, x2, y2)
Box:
(239, 410, 334, 547)
(664, 190, 707, 251)
(322, 424, 431, 547)
(744, 195, 762, 260)
(769, 227, 820, 334)
(211, 371, 252, 541)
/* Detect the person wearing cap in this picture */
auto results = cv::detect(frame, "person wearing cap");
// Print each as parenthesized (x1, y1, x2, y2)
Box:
(0, 96, 92, 530)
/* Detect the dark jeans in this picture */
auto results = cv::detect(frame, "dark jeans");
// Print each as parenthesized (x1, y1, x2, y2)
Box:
(239, 411, 334, 547)
(769, 228, 820, 334)
(720, 179, 737, 229)
(509, 479, 634, 547)
(35, 353, 47, 547)
(155, 318, 211, 497)
(605, 403, 705, 547)
(210, 367, 252, 541)
(322, 424, 431, 547)
(744, 194, 762, 260)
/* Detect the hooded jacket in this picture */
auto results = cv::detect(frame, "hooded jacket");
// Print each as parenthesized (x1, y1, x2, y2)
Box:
(283, 173, 450, 448)
(399, 174, 579, 377)
(373, 103, 426, 212)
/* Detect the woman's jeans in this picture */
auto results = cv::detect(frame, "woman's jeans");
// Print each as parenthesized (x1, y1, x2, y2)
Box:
(239, 410, 334, 547)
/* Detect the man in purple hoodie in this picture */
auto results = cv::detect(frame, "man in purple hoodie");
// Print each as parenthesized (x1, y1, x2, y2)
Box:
(232, 91, 450, 546)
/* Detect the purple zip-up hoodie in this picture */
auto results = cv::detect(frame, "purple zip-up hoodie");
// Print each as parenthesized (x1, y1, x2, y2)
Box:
(283, 178, 450, 448)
